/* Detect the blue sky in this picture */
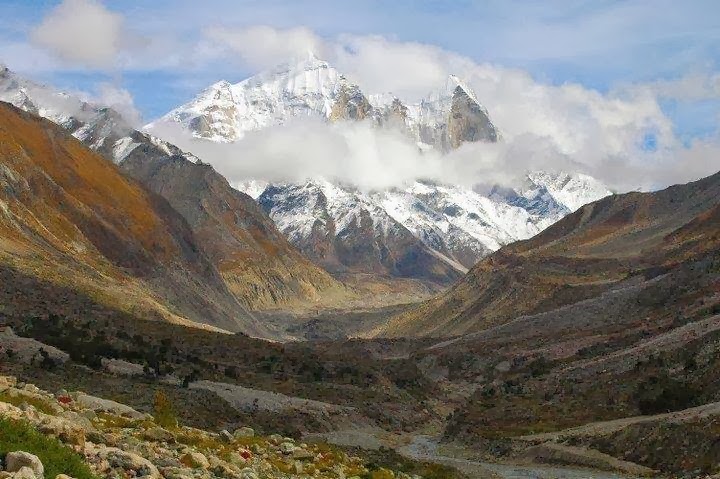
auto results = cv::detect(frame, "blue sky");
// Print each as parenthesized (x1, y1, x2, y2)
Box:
(0, 0, 719, 142)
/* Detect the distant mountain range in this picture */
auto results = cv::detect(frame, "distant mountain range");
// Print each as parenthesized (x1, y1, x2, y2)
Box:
(150, 54, 611, 285)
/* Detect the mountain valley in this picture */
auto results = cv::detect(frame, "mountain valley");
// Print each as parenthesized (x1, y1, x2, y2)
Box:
(0, 45, 719, 479)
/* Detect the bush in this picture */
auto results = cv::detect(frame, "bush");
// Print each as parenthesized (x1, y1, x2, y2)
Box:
(153, 390, 178, 428)
(0, 418, 97, 479)
(635, 374, 699, 415)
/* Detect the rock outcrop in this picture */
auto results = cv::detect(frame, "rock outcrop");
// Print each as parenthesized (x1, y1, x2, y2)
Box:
(0, 376, 422, 479)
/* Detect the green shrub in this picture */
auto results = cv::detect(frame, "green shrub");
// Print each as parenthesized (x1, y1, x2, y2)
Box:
(0, 418, 97, 479)
(153, 390, 178, 428)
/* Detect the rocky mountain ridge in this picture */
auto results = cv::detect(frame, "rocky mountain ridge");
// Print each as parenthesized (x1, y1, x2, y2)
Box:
(0, 65, 349, 314)
(150, 53, 498, 151)
(381, 169, 720, 337)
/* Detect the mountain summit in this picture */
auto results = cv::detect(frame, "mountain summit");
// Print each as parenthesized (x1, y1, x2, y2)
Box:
(152, 58, 610, 287)
(149, 55, 499, 151)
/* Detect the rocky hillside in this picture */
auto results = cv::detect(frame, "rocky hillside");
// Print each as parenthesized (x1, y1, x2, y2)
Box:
(0, 375, 445, 479)
(380, 169, 720, 337)
(0, 102, 271, 334)
(0, 66, 348, 312)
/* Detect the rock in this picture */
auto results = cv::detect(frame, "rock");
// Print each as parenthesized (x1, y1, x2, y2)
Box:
(0, 401, 24, 420)
(0, 472, 12, 479)
(142, 427, 176, 444)
(227, 452, 248, 467)
(22, 384, 40, 394)
(267, 434, 282, 445)
(179, 451, 209, 469)
(0, 375, 17, 390)
(12, 467, 37, 479)
(4, 389, 63, 415)
(239, 469, 259, 479)
(59, 411, 94, 432)
(101, 447, 160, 479)
(73, 393, 145, 419)
(55, 475, 75, 479)
(218, 429, 233, 443)
(447, 85, 497, 148)
(35, 417, 86, 449)
(5, 452, 44, 478)
(279, 442, 295, 454)
(78, 410, 96, 422)
(208, 456, 238, 477)
(233, 427, 254, 438)
(292, 448, 315, 460)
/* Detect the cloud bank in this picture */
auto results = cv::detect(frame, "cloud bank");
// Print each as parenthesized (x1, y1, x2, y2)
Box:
(30, 0, 125, 69)
(144, 25, 719, 193)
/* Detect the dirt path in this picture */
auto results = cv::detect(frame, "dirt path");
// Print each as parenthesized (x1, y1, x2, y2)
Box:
(400, 436, 645, 479)
(520, 400, 720, 442)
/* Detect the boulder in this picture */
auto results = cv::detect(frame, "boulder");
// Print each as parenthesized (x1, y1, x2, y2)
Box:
(218, 429, 233, 443)
(239, 469, 259, 479)
(99, 447, 160, 479)
(233, 427, 254, 438)
(227, 452, 248, 467)
(0, 375, 17, 390)
(12, 467, 37, 479)
(5, 452, 44, 478)
(292, 448, 315, 460)
(179, 451, 209, 469)
(142, 427, 176, 444)
(73, 393, 145, 419)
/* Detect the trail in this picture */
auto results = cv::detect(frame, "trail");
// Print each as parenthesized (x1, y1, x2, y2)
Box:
(399, 436, 644, 479)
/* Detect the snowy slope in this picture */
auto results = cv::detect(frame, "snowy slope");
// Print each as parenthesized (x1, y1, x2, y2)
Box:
(255, 180, 464, 284)
(148, 54, 498, 150)
(160, 55, 611, 275)
(242, 174, 611, 273)
(149, 53, 348, 142)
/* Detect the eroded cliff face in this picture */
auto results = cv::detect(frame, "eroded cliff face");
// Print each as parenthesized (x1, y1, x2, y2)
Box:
(447, 85, 498, 148)
(329, 83, 373, 121)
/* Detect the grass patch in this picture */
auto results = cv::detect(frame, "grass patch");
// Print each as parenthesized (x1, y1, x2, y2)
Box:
(92, 412, 151, 431)
(0, 417, 97, 479)
(0, 391, 57, 415)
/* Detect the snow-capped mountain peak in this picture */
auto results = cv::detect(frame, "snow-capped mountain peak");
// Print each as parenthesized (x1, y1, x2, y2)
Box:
(147, 55, 500, 150)
(154, 57, 610, 280)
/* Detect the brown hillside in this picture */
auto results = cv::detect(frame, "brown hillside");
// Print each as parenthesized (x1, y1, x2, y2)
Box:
(380, 170, 720, 337)
(0, 102, 266, 334)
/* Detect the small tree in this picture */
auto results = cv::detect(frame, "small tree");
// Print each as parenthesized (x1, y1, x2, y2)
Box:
(153, 390, 178, 429)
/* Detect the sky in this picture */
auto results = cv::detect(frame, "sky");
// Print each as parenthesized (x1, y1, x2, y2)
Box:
(0, 0, 719, 191)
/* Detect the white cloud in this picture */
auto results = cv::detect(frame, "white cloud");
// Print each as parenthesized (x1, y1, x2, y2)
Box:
(175, 26, 720, 192)
(203, 26, 328, 70)
(150, 118, 445, 191)
(94, 83, 142, 127)
(30, 0, 124, 69)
